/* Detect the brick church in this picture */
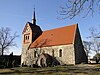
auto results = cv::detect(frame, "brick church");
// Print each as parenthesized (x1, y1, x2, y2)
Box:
(21, 10, 88, 67)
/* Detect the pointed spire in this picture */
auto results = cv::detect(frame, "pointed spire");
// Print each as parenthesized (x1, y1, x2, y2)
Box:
(32, 8, 36, 25)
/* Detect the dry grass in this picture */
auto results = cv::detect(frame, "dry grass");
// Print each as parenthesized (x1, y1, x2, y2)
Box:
(0, 64, 100, 75)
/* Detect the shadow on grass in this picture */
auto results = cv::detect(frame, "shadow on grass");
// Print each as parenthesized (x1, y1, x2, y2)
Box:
(0, 69, 87, 75)
(0, 66, 100, 75)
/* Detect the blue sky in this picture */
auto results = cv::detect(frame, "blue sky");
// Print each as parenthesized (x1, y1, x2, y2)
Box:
(0, 0, 100, 56)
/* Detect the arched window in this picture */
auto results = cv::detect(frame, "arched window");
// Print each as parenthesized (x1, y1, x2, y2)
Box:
(27, 36, 29, 40)
(52, 49, 54, 57)
(34, 51, 37, 57)
(25, 36, 27, 40)
(59, 49, 62, 57)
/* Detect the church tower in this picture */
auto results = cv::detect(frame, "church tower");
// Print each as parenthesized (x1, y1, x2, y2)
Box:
(21, 9, 42, 66)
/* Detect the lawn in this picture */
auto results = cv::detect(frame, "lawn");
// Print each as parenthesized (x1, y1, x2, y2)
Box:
(0, 64, 100, 75)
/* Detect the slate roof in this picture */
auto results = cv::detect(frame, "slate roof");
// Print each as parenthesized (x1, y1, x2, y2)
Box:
(30, 24, 78, 48)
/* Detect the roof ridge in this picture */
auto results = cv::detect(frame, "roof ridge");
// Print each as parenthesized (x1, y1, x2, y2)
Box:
(43, 24, 77, 32)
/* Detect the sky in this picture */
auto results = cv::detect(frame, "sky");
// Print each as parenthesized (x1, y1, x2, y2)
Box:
(0, 0, 100, 57)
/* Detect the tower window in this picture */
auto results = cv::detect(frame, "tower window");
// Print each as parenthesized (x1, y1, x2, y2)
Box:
(59, 49, 62, 57)
(23, 33, 30, 43)
(25, 35, 29, 40)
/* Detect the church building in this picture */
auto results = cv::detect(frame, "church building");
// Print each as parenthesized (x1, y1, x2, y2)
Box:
(21, 10, 88, 67)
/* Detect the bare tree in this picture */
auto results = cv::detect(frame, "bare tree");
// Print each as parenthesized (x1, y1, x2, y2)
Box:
(83, 41, 92, 59)
(26, 39, 51, 67)
(59, 0, 100, 19)
(93, 53, 100, 63)
(0, 27, 19, 55)
(33, 39, 51, 57)
(87, 27, 100, 53)
(25, 39, 59, 67)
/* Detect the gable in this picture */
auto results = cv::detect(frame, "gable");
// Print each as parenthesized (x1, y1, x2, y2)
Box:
(22, 22, 41, 34)
(29, 24, 77, 48)
(22, 22, 32, 34)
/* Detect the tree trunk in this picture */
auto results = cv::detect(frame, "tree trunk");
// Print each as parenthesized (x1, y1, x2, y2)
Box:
(1, 48, 4, 56)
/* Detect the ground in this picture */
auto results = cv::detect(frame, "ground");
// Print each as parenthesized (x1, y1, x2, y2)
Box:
(0, 64, 100, 75)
